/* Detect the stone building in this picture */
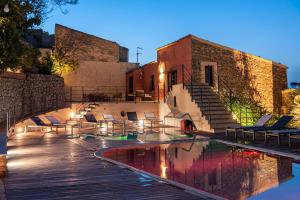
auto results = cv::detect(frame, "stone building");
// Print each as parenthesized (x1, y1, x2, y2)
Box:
(55, 24, 137, 101)
(127, 34, 287, 113)
(127, 35, 287, 132)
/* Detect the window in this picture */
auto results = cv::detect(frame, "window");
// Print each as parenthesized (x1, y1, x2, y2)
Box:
(168, 70, 177, 91)
(150, 75, 155, 91)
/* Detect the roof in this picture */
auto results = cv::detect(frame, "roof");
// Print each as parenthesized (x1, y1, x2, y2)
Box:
(55, 24, 128, 50)
(126, 61, 158, 74)
(157, 34, 286, 68)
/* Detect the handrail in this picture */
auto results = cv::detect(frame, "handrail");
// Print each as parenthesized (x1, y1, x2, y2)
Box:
(217, 74, 234, 111)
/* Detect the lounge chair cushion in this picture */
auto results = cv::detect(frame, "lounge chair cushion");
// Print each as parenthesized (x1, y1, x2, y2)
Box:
(103, 114, 115, 121)
(84, 114, 98, 123)
(254, 114, 273, 126)
(127, 112, 138, 122)
(45, 116, 62, 125)
(145, 112, 156, 120)
(31, 116, 47, 126)
(272, 116, 294, 129)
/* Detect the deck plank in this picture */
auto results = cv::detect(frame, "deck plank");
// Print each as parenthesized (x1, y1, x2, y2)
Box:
(2, 133, 212, 200)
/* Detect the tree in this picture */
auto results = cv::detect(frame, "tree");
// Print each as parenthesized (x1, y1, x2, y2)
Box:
(0, 0, 78, 72)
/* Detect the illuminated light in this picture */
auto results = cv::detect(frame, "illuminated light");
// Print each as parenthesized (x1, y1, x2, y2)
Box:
(3, 4, 9, 13)
(138, 120, 144, 126)
(159, 67, 164, 74)
(159, 73, 165, 81)
(160, 163, 168, 179)
(69, 112, 75, 118)
(17, 127, 23, 133)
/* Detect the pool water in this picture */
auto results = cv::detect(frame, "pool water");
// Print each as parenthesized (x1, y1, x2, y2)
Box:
(103, 141, 300, 200)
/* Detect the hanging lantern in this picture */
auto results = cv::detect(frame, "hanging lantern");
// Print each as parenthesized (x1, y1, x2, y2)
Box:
(3, 4, 9, 13)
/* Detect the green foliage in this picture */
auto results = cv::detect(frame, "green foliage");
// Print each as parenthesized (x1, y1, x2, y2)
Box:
(38, 53, 53, 75)
(290, 90, 300, 127)
(51, 49, 78, 76)
(0, 0, 77, 72)
(225, 97, 264, 126)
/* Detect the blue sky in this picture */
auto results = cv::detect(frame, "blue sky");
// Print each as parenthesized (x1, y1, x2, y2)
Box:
(42, 0, 300, 84)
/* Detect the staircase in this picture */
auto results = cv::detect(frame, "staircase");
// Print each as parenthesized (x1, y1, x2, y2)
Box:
(185, 84, 239, 133)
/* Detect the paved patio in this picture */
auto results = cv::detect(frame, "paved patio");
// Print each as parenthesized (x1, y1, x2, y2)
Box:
(1, 132, 212, 200)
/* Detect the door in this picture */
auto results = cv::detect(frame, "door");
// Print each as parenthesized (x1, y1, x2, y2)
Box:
(168, 70, 177, 91)
(205, 65, 213, 86)
(129, 76, 134, 93)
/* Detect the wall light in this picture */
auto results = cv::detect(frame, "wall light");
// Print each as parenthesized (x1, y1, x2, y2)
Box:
(138, 120, 144, 127)
(17, 127, 23, 133)
(69, 112, 75, 118)
(159, 62, 166, 81)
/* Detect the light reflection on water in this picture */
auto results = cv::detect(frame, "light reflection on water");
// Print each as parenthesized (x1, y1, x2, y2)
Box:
(103, 141, 298, 200)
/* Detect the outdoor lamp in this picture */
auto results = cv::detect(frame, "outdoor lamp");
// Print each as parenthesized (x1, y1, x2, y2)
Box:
(3, 4, 9, 13)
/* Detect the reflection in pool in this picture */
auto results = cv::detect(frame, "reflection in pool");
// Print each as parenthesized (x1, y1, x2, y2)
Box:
(103, 141, 298, 200)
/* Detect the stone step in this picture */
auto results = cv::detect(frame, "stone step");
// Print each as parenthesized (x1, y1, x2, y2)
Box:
(204, 114, 234, 119)
(192, 94, 220, 99)
(187, 88, 214, 93)
(195, 102, 224, 107)
(210, 123, 238, 129)
(185, 84, 211, 88)
(200, 107, 228, 112)
(195, 99, 223, 104)
(202, 110, 232, 115)
(209, 118, 237, 125)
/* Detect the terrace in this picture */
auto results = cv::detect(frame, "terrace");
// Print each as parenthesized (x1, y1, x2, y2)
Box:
(1, 2, 300, 199)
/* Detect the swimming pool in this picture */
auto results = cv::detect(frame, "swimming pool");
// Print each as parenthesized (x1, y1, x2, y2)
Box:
(102, 140, 300, 200)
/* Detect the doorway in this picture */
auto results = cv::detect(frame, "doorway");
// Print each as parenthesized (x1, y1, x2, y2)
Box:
(129, 76, 134, 94)
(205, 65, 213, 86)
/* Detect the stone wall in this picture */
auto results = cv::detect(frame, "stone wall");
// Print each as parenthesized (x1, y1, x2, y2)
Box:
(0, 72, 65, 124)
(55, 24, 128, 62)
(191, 36, 287, 112)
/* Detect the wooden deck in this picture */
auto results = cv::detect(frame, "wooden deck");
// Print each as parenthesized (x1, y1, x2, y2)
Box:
(2, 132, 212, 200)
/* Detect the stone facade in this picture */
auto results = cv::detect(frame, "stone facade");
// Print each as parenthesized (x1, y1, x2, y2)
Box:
(126, 62, 159, 100)
(152, 35, 288, 112)
(191, 36, 287, 112)
(0, 72, 65, 124)
(55, 24, 128, 62)
(55, 24, 138, 101)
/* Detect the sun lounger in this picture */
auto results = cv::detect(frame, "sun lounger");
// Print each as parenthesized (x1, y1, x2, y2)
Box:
(103, 114, 124, 135)
(226, 114, 273, 139)
(127, 112, 144, 133)
(26, 116, 53, 133)
(264, 127, 300, 146)
(83, 114, 101, 128)
(45, 116, 67, 133)
(242, 115, 294, 142)
(144, 112, 163, 130)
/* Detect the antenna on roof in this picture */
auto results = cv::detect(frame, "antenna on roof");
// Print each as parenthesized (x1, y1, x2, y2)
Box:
(136, 47, 143, 66)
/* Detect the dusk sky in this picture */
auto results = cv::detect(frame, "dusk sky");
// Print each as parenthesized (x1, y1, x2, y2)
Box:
(42, 0, 300, 85)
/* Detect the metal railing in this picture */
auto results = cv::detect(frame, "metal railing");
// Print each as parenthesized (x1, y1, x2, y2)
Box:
(66, 86, 160, 103)
(182, 64, 212, 123)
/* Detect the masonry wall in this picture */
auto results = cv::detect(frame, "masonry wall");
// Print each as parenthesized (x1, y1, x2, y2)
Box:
(0, 72, 65, 124)
(64, 61, 137, 101)
(272, 64, 288, 112)
(191, 37, 287, 112)
(55, 24, 128, 62)
(157, 37, 192, 84)
(126, 68, 144, 96)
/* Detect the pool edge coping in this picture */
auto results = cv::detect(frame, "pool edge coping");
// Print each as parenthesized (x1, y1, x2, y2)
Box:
(214, 139, 300, 161)
(94, 138, 226, 200)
